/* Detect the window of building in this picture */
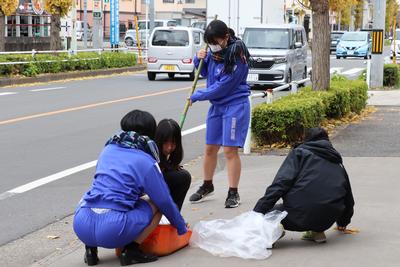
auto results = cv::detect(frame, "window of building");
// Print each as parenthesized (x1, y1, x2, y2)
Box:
(163, 0, 174, 3)
(186, 0, 195, 3)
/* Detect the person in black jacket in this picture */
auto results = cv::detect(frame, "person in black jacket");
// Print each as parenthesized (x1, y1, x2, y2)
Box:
(155, 119, 192, 211)
(253, 128, 354, 243)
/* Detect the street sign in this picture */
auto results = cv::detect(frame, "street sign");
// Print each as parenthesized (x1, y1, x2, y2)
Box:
(110, 0, 119, 45)
(372, 29, 384, 54)
(104, 0, 109, 3)
(93, 12, 102, 18)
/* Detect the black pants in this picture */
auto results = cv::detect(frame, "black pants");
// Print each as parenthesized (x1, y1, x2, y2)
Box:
(163, 169, 191, 211)
(271, 204, 301, 232)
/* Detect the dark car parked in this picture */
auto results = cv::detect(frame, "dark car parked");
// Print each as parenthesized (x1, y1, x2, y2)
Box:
(330, 31, 345, 53)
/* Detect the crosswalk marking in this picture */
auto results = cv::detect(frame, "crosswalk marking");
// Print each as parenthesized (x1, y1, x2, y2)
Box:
(330, 67, 343, 74)
(340, 68, 364, 76)
(308, 67, 364, 77)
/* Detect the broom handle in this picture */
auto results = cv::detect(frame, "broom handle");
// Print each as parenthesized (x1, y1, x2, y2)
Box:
(179, 15, 218, 129)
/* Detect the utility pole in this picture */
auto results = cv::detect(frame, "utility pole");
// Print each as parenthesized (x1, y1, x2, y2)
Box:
(92, 0, 103, 49)
(370, 0, 386, 88)
(83, 0, 88, 48)
(71, 0, 78, 54)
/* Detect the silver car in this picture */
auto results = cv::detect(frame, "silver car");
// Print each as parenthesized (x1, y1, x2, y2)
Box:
(147, 26, 204, 81)
(243, 24, 308, 87)
(124, 20, 177, 47)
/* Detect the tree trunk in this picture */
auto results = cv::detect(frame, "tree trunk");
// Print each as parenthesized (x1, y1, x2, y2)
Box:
(50, 14, 61, 50)
(310, 0, 330, 91)
(0, 14, 5, 51)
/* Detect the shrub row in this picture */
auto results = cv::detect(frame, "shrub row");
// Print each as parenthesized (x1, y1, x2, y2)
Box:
(358, 64, 400, 87)
(252, 78, 368, 145)
(0, 52, 137, 77)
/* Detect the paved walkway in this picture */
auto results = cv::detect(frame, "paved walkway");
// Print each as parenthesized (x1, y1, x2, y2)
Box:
(25, 90, 400, 267)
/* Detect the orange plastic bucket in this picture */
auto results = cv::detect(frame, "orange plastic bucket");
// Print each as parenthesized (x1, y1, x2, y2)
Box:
(115, 225, 192, 257)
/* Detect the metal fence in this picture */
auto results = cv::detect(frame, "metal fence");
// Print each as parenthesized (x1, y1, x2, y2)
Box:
(243, 77, 311, 154)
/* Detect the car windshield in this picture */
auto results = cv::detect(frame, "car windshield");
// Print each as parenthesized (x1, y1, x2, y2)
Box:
(341, 32, 367, 41)
(243, 28, 289, 49)
(331, 33, 343, 40)
(152, 30, 189, 46)
(137, 21, 164, 30)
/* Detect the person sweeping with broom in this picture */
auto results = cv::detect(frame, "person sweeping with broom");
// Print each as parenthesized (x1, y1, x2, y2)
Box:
(188, 20, 252, 208)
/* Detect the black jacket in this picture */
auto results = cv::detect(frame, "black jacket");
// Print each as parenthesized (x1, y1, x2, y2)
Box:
(254, 140, 354, 232)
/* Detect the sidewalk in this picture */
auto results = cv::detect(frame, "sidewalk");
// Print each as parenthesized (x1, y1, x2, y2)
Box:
(29, 90, 400, 267)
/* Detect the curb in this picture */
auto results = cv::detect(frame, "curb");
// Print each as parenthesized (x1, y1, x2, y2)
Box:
(0, 65, 147, 87)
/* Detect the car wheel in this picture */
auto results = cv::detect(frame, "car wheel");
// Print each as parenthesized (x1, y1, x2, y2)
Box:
(336, 56, 341, 59)
(364, 55, 368, 59)
(125, 38, 134, 47)
(168, 73, 175, 79)
(189, 71, 195, 81)
(147, 72, 156, 81)
(343, 56, 347, 59)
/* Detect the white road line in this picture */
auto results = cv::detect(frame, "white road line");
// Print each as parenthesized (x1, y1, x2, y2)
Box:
(340, 68, 364, 76)
(0, 92, 18, 96)
(8, 161, 97, 194)
(0, 123, 207, 200)
(182, 123, 206, 136)
(30, 87, 67, 92)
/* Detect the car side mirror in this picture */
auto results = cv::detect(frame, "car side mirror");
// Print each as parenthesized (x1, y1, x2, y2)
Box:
(295, 42, 302, 49)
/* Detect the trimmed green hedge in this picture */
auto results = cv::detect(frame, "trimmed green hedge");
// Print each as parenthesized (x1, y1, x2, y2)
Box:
(383, 64, 400, 87)
(252, 79, 368, 145)
(0, 52, 137, 77)
(358, 64, 400, 87)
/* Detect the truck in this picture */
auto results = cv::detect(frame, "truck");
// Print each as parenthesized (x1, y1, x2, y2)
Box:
(206, 0, 285, 36)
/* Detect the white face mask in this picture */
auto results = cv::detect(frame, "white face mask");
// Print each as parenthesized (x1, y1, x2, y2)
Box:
(209, 44, 223, 52)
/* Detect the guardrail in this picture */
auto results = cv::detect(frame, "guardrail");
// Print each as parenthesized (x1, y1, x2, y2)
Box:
(243, 77, 311, 154)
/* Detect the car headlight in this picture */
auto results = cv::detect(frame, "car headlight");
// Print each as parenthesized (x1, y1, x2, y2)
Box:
(274, 57, 287, 64)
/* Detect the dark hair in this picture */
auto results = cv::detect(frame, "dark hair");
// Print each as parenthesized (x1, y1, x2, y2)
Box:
(228, 28, 236, 38)
(155, 119, 183, 170)
(204, 20, 229, 44)
(304, 127, 329, 142)
(120, 110, 157, 139)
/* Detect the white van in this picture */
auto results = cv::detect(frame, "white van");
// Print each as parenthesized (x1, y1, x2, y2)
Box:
(147, 26, 204, 81)
(124, 20, 177, 46)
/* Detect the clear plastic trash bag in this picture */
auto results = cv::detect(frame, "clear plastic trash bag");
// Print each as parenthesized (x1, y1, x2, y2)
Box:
(190, 210, 287, 260)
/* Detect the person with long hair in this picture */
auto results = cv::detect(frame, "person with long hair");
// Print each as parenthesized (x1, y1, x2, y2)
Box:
(188, 20, 252, 208)
(73, 110, 187, 266)
(155, 119, 191, 211)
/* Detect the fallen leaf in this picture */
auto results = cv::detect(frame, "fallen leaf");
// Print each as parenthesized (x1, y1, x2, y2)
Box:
(334, 227, 360, 234)
(47, 235, 60, 240)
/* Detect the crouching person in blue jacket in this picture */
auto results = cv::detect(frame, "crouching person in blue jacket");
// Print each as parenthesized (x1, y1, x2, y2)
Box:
(73, 110, 187, 266)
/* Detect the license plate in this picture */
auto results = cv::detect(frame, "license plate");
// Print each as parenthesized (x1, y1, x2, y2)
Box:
(347, 50, 354, 55)
(163, 65, 176, 71)
(247, 74, 258, 82)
